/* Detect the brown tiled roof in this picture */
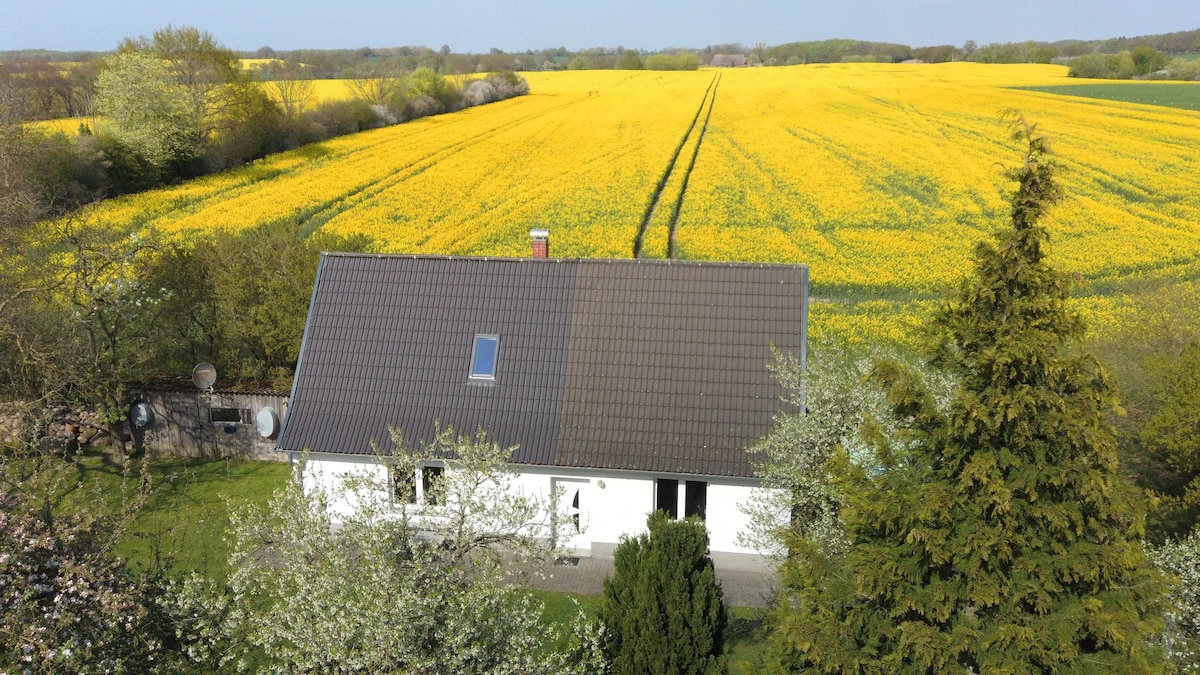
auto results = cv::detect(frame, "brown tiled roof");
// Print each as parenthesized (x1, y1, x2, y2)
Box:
(277, 254, 808, 478)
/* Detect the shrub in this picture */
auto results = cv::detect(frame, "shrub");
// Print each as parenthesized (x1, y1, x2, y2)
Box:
(599, 512, 727, 674)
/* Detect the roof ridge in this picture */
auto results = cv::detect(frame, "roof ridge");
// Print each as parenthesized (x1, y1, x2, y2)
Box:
(320, 252, 807, 270)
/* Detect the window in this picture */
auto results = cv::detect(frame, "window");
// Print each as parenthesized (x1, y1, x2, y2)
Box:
(208, 407, 247, 423)
(422, 466, 444, 505)
(655, 478, 678, 519)
(469, 334, 501, 380)
(655, 479, 707, 520)
(393, 467, 417, 504)
(684, 481, 707, 520)
(393, 465, 444, 505)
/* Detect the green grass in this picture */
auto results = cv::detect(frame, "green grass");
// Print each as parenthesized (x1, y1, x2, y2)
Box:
(532, 589, 772, 671)
(55, 451, 291, 581)
(1017, 83, 1200, 111)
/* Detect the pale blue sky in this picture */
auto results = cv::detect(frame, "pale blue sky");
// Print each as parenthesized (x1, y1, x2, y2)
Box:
(3, 0, 1197, 53)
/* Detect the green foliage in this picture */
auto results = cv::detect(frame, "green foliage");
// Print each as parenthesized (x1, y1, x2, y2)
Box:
(406, 67, 461, 112)
(0, 435, 175, 671)
(1091, 281, 1200, 539)
(1143, 342, 1200, 496)
(615, 51, 644, 70)
(600, 511, 727, 674)
(742, 342, 918, 560)
(1133, 45, 1170, 76)
(96, 50, 201, 176)
(0, 495, 164, 671)
(643, 52, 701, 71)
(166, 428, 602, 672)
(148, 222, 369, 389)
(774, 116, 1168, 671)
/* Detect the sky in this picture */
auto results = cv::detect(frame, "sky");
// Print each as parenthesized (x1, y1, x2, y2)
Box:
(2, 0, 1197, 53)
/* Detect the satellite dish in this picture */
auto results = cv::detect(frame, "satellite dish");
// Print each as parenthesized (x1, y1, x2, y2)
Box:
(130, 400, 154, 428)
(192, 362, 217, 391)
(256, 407, 280, 439)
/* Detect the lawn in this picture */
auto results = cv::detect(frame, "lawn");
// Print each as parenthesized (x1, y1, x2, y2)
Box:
(51, 450, 291, 581)
(1016, 82, 1200, 111)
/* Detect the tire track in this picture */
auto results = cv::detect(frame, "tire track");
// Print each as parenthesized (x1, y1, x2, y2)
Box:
(666, 75, 719, 259)
(299, 94, 600, 234)
(632, 74, 719, 258)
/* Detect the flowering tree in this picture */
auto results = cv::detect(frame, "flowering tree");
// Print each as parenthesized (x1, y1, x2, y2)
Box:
(167, 427, 603, 673)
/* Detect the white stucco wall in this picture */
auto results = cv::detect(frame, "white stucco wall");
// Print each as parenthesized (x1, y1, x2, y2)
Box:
(293, 453, 776, 559)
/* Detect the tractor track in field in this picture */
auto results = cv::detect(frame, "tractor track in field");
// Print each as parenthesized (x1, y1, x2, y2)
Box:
(287, 94, 602, 234)
(632, 73, 720, 258)
(666, 75, 719, 259)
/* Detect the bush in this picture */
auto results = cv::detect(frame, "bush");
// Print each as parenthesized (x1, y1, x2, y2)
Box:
(599, 512, 727, 674)
(303, 98, 380, 139)
(405, 94, 442, 120)
(1069, 52, 1113, 78)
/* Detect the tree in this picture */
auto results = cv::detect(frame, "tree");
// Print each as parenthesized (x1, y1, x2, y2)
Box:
(346, 61, 406, 117)
(742, 344, 889, 560)
(774, 115, 1168, 671)
(1132, 45, 1168, 76)
(599, 511, 727, 674)
(166, 427, 602, 672)
(96, 50, 200, 175)
(0, 495, 163, 671)
(113, 26, 286, 172)
(268, 61, 315, 121)
(119, 26, 241, 142)
(616, 51, 644, 70)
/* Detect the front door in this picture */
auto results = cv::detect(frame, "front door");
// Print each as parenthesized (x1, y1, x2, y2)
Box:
(551, 477, 589, 552)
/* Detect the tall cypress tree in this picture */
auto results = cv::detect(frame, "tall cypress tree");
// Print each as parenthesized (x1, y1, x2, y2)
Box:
(775, 115, 1167, 672)
(600, 512, 727, 675)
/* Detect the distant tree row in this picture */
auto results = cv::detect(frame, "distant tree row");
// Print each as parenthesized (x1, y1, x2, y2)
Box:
(1068, 45, 1200, 80)
(0, 27, 529, 214)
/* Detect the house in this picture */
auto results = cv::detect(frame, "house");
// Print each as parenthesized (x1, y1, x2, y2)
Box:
(277, 238, 808, 566)
(710, 54, 748, 68)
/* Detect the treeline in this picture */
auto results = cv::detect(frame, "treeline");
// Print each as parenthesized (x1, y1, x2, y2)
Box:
(1068, 46, 1200, 80)
(0, 27, 528, 214)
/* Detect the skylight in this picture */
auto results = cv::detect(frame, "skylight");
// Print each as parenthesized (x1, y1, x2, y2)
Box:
(469, 334, 500, 380)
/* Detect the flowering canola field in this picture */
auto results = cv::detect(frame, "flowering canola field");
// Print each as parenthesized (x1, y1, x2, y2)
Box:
(73, 64, 1200, 346)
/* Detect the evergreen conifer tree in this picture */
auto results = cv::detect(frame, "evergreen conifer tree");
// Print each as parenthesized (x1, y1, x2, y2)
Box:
(600, 512, 727, 674)
(775, 115, 1168, 672)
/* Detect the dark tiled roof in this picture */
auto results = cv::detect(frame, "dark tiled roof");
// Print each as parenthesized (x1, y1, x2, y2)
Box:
(277, 254, 808, 478)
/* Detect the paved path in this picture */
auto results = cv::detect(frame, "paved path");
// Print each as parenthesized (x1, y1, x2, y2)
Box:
(523, 555, 778, 608)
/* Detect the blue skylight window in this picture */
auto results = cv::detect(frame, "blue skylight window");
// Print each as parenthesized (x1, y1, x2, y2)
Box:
(470, 334, 500, 380)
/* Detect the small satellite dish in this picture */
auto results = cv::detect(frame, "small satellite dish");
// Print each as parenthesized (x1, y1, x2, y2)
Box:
(130, 400, 154, 428)
(192, 362, 217, 391)
(256, 407, 280, 439)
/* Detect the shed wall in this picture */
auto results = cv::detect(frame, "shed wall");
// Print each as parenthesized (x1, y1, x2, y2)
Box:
(140, 390, 289, 461)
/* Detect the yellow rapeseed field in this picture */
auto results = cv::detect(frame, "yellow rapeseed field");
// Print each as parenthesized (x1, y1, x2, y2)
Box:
(67, 64, 1200, 346)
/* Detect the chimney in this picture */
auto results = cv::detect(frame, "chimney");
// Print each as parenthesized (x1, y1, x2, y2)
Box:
(530, 229, 549, 259)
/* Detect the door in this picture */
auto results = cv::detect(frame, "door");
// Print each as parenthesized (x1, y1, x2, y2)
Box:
(551, 477, 589, 552)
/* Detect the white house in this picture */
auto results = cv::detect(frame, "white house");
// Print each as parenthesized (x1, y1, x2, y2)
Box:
(276, 241, 808, 567)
